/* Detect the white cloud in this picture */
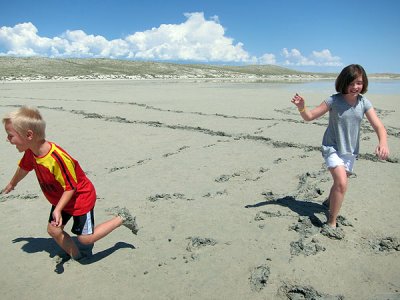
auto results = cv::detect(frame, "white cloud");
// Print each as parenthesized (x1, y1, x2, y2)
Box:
(0, 22, 54, 56)
(125, 12, 254, 62)
(0, 15, 342, 67)
(0, 13, 255, 63)
(259, 53, 276, 65)
(281, 48, 342, 67)
(310, 49, 342, 66)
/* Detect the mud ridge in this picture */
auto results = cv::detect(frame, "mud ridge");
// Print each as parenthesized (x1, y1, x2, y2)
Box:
(2, 104, 398, 162)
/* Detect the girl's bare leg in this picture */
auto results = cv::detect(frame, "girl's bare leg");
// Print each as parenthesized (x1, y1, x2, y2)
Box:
(327, 166, 348, 228)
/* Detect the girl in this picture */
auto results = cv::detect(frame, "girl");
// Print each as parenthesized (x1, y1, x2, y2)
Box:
(291, 64, 389, 228)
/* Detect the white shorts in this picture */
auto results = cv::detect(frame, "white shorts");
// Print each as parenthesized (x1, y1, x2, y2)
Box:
(324, 152, 356, 173)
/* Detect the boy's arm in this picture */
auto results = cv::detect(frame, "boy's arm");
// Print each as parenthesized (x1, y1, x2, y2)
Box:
(2, 167, 29, 194)
(51, 189, 76, 227)
(365, 108, 389, 160)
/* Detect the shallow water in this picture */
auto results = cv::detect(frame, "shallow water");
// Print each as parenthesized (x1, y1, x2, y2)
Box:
(282, 79, 400, 95)
(202, 79, 400, 96)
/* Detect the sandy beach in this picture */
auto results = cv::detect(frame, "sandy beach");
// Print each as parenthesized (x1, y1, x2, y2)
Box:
(0, 79, 399, 299)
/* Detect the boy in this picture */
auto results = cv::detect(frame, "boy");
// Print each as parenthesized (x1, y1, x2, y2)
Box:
(2, 106, 138, 260)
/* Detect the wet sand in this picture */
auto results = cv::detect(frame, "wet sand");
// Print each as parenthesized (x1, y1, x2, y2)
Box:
(0, 80, 399, 299)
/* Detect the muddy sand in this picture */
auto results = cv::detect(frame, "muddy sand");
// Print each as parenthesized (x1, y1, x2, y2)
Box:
(0, 80, 399, 299)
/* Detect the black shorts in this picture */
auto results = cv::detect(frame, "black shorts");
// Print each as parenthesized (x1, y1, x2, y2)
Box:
(49, 206, 95, 236)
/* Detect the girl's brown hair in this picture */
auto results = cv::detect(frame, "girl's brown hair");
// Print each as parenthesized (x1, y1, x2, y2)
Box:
(335, 64, 368, 94)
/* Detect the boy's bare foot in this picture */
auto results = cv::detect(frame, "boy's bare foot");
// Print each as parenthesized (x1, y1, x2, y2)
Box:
(106, 206, 139, 234)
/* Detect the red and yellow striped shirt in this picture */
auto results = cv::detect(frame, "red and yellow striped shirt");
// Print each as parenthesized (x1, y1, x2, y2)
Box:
(19, 142, 96, 215)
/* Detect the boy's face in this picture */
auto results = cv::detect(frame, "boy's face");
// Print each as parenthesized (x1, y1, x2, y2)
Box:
(4, 121, 32, 152)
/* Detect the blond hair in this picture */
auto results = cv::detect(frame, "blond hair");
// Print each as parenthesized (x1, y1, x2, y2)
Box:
(2, 106, 46, 140)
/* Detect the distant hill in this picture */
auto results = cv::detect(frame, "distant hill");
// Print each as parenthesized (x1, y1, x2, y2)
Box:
(0, 57, 398, 81)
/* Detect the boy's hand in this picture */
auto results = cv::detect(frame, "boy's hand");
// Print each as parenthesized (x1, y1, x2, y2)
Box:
(2, 183, 15, 194)
(51, 209, 63, 227)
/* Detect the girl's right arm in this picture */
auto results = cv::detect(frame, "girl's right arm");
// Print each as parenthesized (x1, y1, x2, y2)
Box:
(2, 167, 29, 194)
(365, 108, 390, 160)
(291, 93, 329, 121)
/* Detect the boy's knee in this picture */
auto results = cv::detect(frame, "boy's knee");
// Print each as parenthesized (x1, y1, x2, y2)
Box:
(47, 224, 54, 236)
(47, 223, 62, 238)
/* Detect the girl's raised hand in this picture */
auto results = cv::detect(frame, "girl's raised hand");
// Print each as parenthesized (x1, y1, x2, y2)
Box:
(291, 93, 305, 109)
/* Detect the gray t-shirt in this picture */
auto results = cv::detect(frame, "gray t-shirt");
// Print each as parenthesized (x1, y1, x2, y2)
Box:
(321, 93, 372, 158)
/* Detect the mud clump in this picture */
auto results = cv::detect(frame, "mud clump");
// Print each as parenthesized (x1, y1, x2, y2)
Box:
(289, 216, 320, 238)
(186, 237, 217, 252)
(320, 224, 345, 240)
(290, 238, 326, 256)
(370, 236, 400, 252)
(249, 265, 270, 292)
(279, 283, 344, 299)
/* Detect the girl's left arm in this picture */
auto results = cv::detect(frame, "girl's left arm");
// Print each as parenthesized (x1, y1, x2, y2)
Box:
(365, 108, 390, 160)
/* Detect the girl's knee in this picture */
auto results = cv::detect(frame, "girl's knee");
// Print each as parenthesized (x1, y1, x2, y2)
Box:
(333, 180, 347, 194)
(330, 170, 348, 193)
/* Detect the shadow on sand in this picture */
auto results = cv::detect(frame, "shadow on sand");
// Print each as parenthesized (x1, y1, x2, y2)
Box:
(12, 237, 135, 274)
(245, 195, 327, 226)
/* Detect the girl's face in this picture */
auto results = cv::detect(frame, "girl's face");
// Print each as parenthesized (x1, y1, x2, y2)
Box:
(346, 75, 364, 95)
(4, 121, 31, 152)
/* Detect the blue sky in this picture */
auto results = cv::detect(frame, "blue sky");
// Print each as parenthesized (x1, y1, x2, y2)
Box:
(1, 0, 399, 73)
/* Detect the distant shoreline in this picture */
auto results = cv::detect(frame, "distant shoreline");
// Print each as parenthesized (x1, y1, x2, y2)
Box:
(2, 75, 399, 84)
(1, 57, 399, 83)
(1, 75, 334, 83)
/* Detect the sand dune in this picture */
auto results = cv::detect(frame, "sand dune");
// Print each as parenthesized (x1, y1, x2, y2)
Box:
(0, 56, 335, 82)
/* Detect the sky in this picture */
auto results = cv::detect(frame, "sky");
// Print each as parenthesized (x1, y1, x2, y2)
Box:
(0, 0, 399, 73)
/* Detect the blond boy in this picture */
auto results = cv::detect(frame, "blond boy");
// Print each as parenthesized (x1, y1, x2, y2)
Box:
(2, 106, 138, 260)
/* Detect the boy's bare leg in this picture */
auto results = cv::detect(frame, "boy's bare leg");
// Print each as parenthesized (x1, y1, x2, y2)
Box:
(47, 224, 81, 259)
(105, 206, 139, 234)
(327, 166, 348, 228)
(78, 207, 138, 245)
(46, 207, 137, 259)
(77, 217, 123, 245)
